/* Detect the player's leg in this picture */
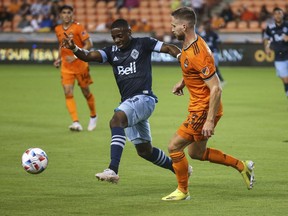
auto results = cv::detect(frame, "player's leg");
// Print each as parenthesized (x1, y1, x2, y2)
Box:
(162, 133, 191, 201)
(275, 60, 288, 97)
(77, 72, 97, 131)
(121, 95, 174, 171)
(95, 104, 128, 183)
(62, 73, 82, 131)
(191, 145, 255, 189)
(131, 125, 193, 176)
(282, 77, 288, 97)
(96, 95, 155, 183)
(136, 143, 174, 172)
(280, 76, 288, 98)
(190, 144, 244, 171)
(189, 113, 254, 189)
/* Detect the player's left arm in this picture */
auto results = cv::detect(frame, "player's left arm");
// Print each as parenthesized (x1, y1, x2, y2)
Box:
(202, 74, 222, 138)
(160, 43, 181, 59)
(172, 78, 185, 96)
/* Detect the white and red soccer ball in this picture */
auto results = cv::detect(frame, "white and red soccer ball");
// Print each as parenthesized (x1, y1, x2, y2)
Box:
(22, 148, 48, 174)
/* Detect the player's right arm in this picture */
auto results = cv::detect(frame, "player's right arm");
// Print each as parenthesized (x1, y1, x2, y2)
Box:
(53, 46, 61, 68)
(62, 33, 103, 63)
(264, 38, 272, 55)
(263, 27, 272, 55)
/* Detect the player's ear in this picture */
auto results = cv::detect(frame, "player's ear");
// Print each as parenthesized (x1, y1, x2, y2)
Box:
(127, 28, 132, 36)
(182, 24, 187, 31)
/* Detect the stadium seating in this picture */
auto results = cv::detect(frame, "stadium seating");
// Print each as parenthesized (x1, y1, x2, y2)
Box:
(219, 0, 286, 33)
(0, 0, 286, 34)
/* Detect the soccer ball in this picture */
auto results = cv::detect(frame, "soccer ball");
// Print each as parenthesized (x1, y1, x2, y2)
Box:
(22, 148, 48, 174)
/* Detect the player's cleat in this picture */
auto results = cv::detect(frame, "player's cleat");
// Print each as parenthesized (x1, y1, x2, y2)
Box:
(69, 122, 83, 131)
(188, 165, 193, 178)
(162, 189, 190, 201)
(95, 168, 120, 184)
(88, 116, 98, 131)
(241, 160, 255, 190)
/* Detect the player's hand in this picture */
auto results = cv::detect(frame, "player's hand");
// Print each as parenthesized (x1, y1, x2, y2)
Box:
(201, 120, 215, 138)
(173, 88, 184, 96)
(283, 34, 288, 42)
(53, 59, 61, 68)
(62, 32, 76, 50)
(265, 46, 272, 55)
(172, 80, 185, 96)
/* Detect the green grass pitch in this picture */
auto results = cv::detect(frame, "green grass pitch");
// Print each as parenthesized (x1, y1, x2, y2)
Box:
(0, 64, 287, 215)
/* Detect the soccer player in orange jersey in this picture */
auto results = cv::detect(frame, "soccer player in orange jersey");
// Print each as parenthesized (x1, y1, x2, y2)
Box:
(162, 7, 255, 201)
(53, 5, 97, 132)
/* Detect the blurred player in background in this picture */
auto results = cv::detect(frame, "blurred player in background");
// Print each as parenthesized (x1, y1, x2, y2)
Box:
(53, 5, 97, 131)
(162, 7, 255, 201)
(62, 18, 193, 184)
(199, 20, 226, 86)
(263, 7, 288, 98)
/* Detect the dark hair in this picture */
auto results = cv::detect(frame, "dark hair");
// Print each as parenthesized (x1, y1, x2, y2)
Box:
(273, 7, 283, 13)
(59, 4, 73, 12)
(171, 7, 197, 27)
(111, 19, 130, 29)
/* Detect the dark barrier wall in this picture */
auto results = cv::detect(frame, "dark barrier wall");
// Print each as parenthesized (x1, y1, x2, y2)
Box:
(0, 42, 274, 66)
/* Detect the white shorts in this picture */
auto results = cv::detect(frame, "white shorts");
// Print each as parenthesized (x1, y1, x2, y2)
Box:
(115, 95, 156, 145)
(274, 60, 288, 78)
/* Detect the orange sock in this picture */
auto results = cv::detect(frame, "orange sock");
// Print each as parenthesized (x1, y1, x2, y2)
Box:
(170, 152, 189, 193)
(202, 148, 244, 172)
(86, 93, 96, 117)
(65, 95, 78, 122)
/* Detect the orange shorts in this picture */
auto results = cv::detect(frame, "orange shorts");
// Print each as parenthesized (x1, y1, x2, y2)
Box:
(61, 70, 93, 88)
(177, 111, 222, 142)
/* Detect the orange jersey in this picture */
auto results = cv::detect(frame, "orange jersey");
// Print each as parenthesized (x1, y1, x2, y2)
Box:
(55, 22, 90, 74)
(179, 35, 223, 115)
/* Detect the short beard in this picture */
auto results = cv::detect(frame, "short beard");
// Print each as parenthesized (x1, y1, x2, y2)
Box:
(177, 34, 185, 41)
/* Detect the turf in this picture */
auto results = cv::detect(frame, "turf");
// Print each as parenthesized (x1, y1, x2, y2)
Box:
(0, 64, 287, 216)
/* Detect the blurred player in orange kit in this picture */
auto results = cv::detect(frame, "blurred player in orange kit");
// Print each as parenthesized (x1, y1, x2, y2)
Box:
(53, 5, 97, 132)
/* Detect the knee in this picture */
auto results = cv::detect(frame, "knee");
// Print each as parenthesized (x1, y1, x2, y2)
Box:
(65, 94, 73, 99)
(167, 144, 177, 153)
(109, 117, 121, 128)
(167, 141, 183, 154)
(109, 111, 127, 128)
(188, 149, 205, 160)
(136, 144, 152, 159)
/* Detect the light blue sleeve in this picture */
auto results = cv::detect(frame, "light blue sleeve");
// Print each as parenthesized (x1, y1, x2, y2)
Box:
(153, 41, 164, 52)
(98, 50, 108, 63)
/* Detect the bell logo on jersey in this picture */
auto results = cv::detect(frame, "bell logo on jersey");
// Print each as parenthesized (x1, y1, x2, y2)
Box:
(117, 62, 136, 75)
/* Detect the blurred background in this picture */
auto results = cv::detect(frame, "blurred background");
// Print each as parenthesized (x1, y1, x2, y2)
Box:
(1, 0, 286, 66)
